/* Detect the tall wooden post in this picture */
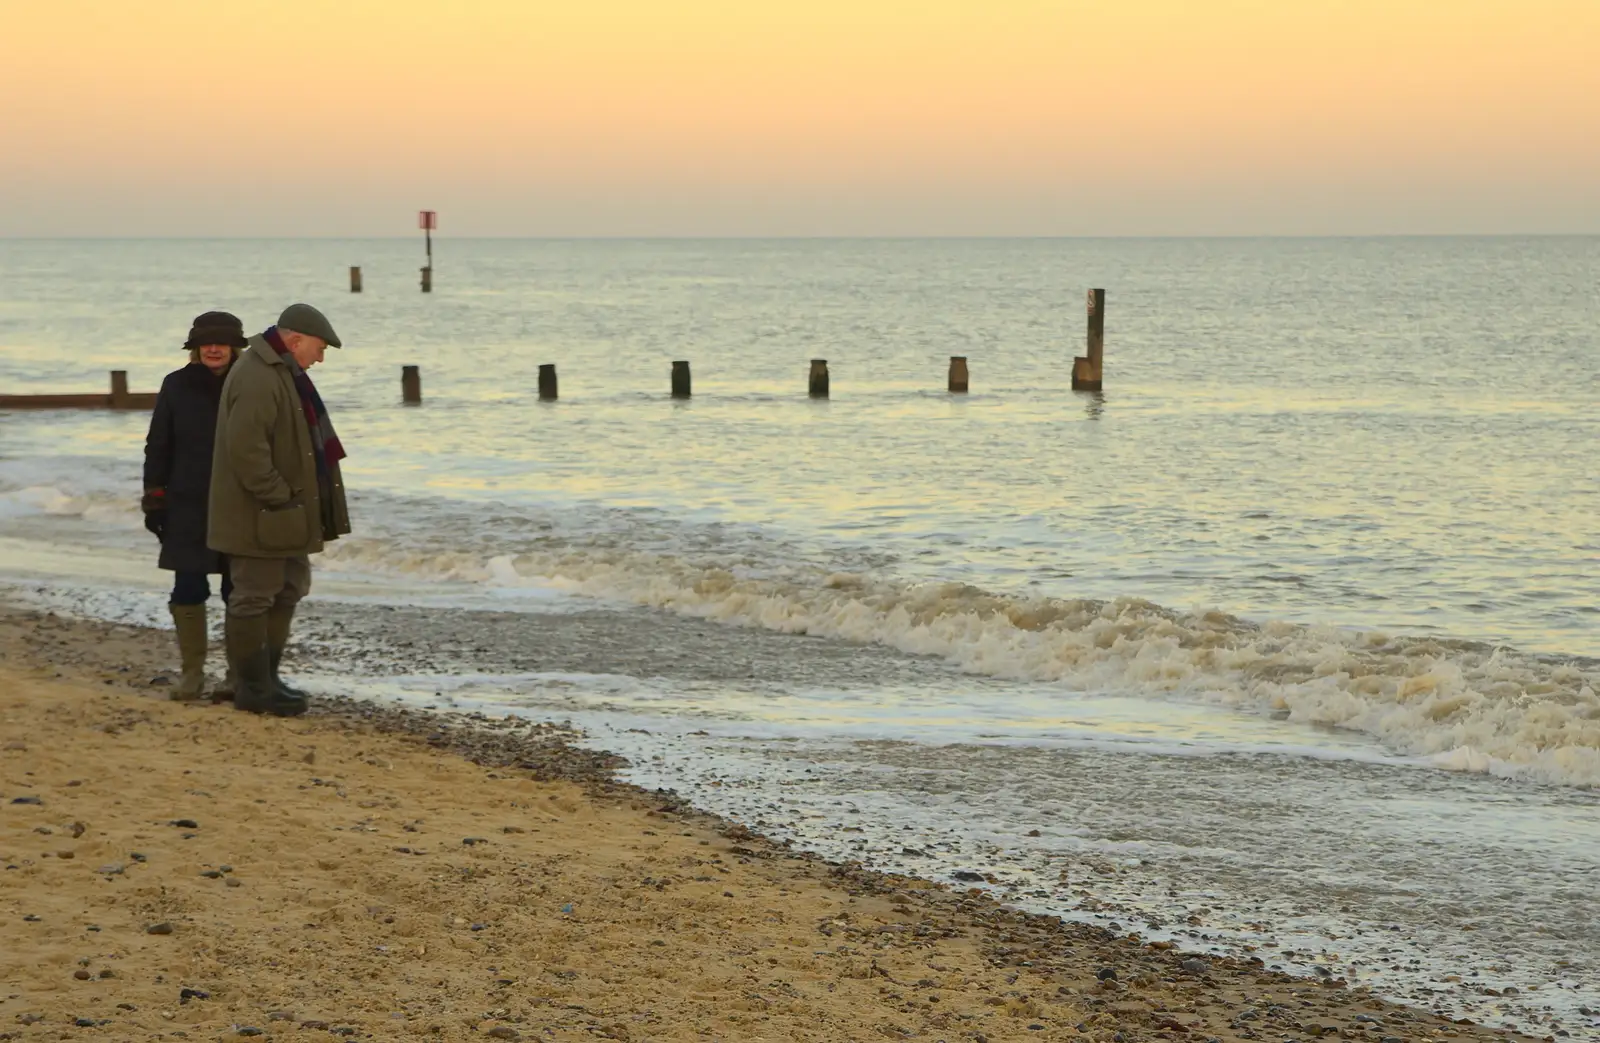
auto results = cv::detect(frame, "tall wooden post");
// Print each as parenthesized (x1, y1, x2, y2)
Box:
(809, 359, 829, 399)
(110, 371, 130, 408)
(402, 365, 421, 404)
(1071, 289, 1105, 392)
(349, 266, 363, 293)
(538, 364, 558, 401)
(671, 360, 691, 399)
(948, 356, 969, 393)
(419, 210, 437, 293)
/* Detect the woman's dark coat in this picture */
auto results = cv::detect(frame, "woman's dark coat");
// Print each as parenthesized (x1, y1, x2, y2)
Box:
(143, 363, 227, 574)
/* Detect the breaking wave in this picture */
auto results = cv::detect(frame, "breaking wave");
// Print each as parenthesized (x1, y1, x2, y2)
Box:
(3, 454, 1596, 789)
(316, 533, 1600, 789)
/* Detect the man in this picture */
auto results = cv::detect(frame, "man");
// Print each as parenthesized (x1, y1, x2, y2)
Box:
(209, 303, 351, 716)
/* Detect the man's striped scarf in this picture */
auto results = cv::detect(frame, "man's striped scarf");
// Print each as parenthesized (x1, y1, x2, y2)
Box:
(262, 326, 347, 486)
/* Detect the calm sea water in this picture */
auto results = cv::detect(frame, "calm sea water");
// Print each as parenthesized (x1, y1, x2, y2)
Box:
(2, 238, 1598, 1033)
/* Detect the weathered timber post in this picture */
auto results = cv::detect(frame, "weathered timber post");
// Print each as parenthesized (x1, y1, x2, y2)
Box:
(419, 210, 436, 293)
(538, 364, 558, 401)
(402, 365, 421, 404)
(948, 356, 969, 393)
(1071, 288, 1105, 392)
(671, 360, 691, 399)
(350, 266, 363, 293)
(809, 359, 829, 399)
(110, 371, 130, 408)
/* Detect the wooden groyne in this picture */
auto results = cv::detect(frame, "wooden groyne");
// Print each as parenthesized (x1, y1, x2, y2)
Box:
(0, 371, 157, 410)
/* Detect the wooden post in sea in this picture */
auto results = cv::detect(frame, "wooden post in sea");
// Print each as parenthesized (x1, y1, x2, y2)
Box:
(948, 356, 969, 393)
(1071, 289, 1105, 392)
(538, 364, 558, 401)
(809, 359, 829, 399)
(419, 210, 436, 293)
(110, 371, 130, 408)
(402, 366, 421, 405)
(350, 266, 363, 293)
(671, 360, 691, 399)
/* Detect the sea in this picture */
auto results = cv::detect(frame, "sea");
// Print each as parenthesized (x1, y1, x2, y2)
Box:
(1, 237, 1596, 1036)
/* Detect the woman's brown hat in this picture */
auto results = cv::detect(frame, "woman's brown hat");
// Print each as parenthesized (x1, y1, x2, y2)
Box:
(183, 310, 248, 350)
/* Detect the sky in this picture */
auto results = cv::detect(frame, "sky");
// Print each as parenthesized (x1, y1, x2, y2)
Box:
(2, 0, 1597, 237)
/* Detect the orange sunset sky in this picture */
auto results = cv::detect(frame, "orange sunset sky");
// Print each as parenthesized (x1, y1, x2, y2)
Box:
(3, 0, 1597, 236)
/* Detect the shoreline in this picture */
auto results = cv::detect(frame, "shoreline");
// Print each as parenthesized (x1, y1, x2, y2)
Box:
(0, 604, 1558, 1043)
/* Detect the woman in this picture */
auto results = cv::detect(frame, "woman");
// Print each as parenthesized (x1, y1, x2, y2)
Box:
(141, 311, 248, 700)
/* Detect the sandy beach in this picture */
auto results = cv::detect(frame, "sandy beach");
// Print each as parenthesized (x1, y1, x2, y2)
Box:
(0, 605, 1552, 1043)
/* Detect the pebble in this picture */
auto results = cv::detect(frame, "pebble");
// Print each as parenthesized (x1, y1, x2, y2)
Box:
(1097, 967, 1118, 981)
(170, 819, 200, 829)
(486, 1029, 521, 1041)
(23, 914, 41, 922)
(56, 850, 76, 859)
(200, 870, 224, 879)
(236, 1027, 265, 1037)
(268, 1011, 297, 1022)
(98, 863, 126, 876)
(226, 878, 244, 888)
(130, 852, 147, 862)
(952, 870, 984, 882)
(74, 969, 92, 980)
(98, 969, 115, 979)
(462, 836, 488, 846)
(1381, 1036, 1405, 1043)
(75, 1017, 97, 1027)
(11, 796, 43, 805)
(1181, 958, 1209, 975)
(179, 987, 209, 1003)
(146, 922, 174, 935)
(117, 1004, 136, 1011)
(300, 1021, 331, 1031)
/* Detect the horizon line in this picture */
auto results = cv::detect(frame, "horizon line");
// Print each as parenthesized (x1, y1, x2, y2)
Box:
(3, 233, 1598, 242)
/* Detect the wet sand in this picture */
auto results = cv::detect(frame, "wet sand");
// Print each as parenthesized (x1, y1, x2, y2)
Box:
(0, 606, 1545, 1043)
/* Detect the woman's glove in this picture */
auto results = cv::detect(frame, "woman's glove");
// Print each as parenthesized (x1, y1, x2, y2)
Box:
(141, 488, 166, 541)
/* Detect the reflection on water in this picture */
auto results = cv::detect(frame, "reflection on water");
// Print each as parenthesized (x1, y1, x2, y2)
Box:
(4, 237, 1595, 655)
